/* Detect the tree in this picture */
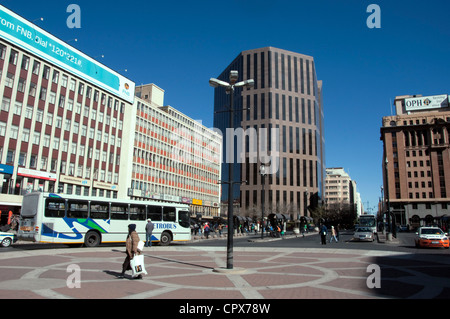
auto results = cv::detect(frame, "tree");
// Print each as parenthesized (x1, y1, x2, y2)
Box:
(312, 202, 357, 228)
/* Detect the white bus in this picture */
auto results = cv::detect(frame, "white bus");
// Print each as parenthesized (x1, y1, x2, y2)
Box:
(18, 192, 191, 246)
(357, 214, 377, 233)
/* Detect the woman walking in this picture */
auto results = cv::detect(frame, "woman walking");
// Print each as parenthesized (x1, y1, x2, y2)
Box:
(330, 226, 338, 243)
(119, 224, 143, 279)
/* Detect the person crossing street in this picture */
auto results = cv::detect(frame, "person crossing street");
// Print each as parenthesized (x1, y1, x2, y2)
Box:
(145, 219, 154, 247)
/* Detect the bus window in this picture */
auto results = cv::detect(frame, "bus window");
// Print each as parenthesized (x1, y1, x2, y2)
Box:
(147, 205, 162, 221)
(45, 198, 66, 218)
(111, 203, 128, 220)
(90, 201, 109, 220)
(67, 200, 89, 219)
(163, 206, 176, 222)
(130, 204, 146, 221)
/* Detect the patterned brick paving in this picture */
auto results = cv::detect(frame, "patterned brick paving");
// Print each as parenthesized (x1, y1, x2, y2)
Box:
(0, 246, 449, 299)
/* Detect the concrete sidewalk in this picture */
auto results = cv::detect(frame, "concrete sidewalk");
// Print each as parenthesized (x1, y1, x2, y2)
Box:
(191, 229, 315, 243)
(0, 244, 449, 300)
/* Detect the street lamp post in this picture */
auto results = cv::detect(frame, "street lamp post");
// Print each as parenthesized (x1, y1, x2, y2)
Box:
(210, 71, 254, 270)
(260, 164, 266, 239)
(380, 186, 384, 235)
(385, 158, 391, 234)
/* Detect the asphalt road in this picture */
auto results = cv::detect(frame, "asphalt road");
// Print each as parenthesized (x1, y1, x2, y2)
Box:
(189, 230, 450, 255)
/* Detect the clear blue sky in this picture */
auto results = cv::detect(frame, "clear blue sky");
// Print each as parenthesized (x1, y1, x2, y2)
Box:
(2, 0, 449, 212)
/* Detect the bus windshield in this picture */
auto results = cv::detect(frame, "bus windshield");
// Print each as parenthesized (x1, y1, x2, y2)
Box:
(359, 218, 376, 227)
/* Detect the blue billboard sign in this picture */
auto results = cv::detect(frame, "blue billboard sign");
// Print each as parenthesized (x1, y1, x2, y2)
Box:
(0, 5, 135, 104)
(0, 164, 14, 175)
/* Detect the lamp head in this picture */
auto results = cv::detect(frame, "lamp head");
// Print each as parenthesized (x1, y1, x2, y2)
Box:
(229, 70, 239, 84)
(235, 79, 254, 88)
(209, 78, 230, 88)
(259, 164, 266, 175)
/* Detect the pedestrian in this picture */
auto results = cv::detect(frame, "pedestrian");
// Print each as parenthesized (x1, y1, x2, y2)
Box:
(218, 223, 223, 236)
(330, 225, 338, 243)
(276, 225, 282, 238)
(194, 223, 199, 236)
(145, 218, 154, 247)
(320, 224, 328, 245)
(204, 222, 211, 239)
(269, 225, 276, 237)
(120, 224, 143, 279)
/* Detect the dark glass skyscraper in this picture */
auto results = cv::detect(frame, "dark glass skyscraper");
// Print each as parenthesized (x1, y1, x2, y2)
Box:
(212, 47, 325, 220)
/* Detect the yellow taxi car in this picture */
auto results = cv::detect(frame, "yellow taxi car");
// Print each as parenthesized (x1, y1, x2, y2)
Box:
(415, 227, 450, 249)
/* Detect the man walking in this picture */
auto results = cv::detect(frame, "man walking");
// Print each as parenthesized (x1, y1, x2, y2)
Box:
(203, 222, 211, 239)
(320, 224, 328, 245)
(145, 219, 154, 247)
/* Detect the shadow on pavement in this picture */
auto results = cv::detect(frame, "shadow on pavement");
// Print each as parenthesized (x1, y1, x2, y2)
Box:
(369, 253, 450, 299)
(146, 254, 214, 270)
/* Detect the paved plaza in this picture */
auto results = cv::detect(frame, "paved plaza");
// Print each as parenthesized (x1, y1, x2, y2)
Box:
(0, 244, 449, 300)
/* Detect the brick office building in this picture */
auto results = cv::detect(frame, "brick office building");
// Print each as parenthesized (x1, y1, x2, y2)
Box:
(381, 94, 450, 229)
(0, 5, 135, 213)
(0, 5, 222, 222)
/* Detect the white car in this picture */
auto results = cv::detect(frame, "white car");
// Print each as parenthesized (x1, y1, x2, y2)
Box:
(353, 227, 375, 241)
(0, 232, 17, 247)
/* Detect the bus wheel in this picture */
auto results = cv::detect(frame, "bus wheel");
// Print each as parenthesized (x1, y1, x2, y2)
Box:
(84, 231, 101, 247)
(159, 231, 171, 246)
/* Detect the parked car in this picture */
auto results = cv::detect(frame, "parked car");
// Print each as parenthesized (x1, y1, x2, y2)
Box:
(415, 227, 449, 249)
(0, 232, 17, 247)
(353, 227, 375, 242)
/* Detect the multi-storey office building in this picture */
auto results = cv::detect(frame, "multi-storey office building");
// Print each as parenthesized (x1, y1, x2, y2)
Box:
(212, 47, 326, 220)
(325, 167, 351, 205)
(0, 5, 222, 222)
(381, 94, 450, 229)
(325, 167, 363, 217)
(127, 84, 222, 219)
(0, 5, 135, 215)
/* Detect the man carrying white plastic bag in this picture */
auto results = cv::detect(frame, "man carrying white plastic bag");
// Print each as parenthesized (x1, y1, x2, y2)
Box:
(119, 224, 147, 279)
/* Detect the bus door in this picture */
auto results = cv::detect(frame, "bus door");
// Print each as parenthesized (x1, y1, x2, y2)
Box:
(147, 205, 162, 242)
(109, 203, 129, 242)
(89, 201, 110, 230)
(130, 204, 147, 238)
(40, 197, 66, 243)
